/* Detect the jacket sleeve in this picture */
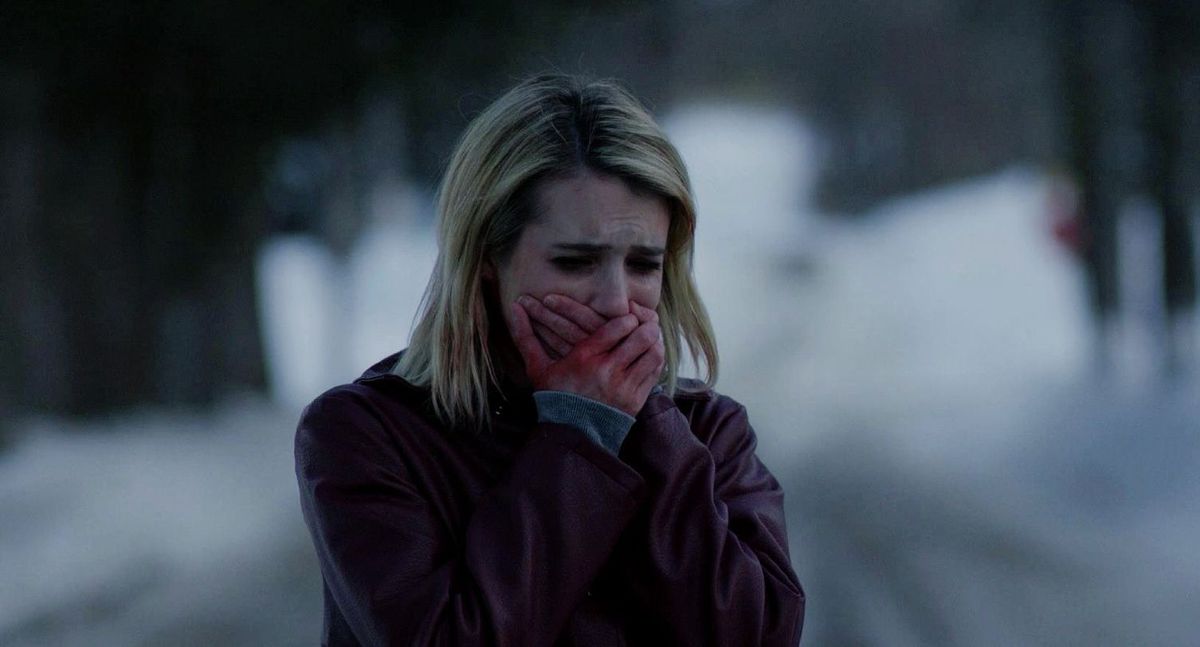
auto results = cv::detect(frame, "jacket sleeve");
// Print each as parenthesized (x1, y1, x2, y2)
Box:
(616, 393, 805, 646)
(294, 390, 646, 647)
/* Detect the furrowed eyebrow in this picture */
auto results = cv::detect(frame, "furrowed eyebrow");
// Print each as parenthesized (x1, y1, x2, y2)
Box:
(552, 243, 665, 255)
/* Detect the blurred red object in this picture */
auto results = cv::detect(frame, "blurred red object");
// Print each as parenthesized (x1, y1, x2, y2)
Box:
(1047, 173, 1085, 256)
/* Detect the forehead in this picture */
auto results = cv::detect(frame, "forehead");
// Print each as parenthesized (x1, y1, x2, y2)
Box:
(529, 172, 669, 243)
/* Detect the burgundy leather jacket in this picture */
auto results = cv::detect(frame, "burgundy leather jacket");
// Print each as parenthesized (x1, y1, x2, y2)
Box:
(295, 351, 804, 646)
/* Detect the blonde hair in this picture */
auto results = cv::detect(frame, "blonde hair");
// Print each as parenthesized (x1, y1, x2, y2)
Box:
(395, 73, 718, 432)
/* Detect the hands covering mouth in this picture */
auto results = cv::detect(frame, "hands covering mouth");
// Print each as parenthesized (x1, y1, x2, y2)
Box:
(509, 294, 664, 417)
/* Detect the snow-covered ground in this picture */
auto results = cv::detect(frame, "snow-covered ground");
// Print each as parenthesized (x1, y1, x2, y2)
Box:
(2, 102, 1197, 645)
(0, 396, 320, 646)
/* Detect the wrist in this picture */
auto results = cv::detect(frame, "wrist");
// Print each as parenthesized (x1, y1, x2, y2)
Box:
(533, 391, 635, 454)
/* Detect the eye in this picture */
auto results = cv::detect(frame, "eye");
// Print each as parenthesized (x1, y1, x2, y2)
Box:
(628, 259, 663, 274)
(551, 256, 594, 273)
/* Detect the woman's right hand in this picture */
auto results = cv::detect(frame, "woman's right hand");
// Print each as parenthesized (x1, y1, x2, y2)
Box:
(509, 296, 664, 417)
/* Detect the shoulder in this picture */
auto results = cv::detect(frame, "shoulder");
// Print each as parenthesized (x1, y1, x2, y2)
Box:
(295, 385, 385, 459)
(294, 380, 434, 466)
(668, 378, 747, 422)
(651, 379, 755, 462)
(297, 383, 382, 432)
(298, 349, 436, 433)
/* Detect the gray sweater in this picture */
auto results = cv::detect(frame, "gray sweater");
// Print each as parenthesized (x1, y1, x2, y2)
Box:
(533, 385, 664, 455)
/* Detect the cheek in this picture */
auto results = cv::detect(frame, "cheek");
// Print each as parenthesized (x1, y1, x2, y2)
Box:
(499, 259, 577, 302)
(631, 277, 663, 310)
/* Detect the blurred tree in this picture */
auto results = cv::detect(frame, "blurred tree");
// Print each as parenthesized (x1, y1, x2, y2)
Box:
(660, 0, 1059, 211)
(1, 2, 366, 414)
(0, 0, 650, 418)
(1055, 0, 1124, 359)
(1054, 0, 1199, 372)
(1144, 0, 1199, 372)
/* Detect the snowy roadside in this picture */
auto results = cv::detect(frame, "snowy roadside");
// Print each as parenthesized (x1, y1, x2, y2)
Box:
(668, 105, 1200, 644)
(0, 396, 321, 646)
(720, 168, 1200, 645)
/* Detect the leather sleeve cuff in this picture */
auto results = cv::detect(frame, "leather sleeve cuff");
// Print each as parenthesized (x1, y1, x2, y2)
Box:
(533, 391, 635, 455)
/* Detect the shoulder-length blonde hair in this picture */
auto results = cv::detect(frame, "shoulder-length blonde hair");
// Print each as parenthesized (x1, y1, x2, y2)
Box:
(394, 73, 718, 432)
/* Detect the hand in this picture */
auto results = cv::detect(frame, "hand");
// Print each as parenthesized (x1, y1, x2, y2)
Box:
(523, 293, 658, 357)
(521, 294, 604, 358)
(509, 295, 665, 416)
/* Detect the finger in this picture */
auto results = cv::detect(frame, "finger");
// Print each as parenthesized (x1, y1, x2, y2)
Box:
(532, 320, 573, 358)
(629, 338, 666, 390)
(509, 302, 550, 375)
(609, 320, 661, 369)
(629, 300, 659, 325)
(578, 313, 639, 355)
(535, 321, 571, 362)
(543, 294, 605, 333)
(521, 296, 589, 344)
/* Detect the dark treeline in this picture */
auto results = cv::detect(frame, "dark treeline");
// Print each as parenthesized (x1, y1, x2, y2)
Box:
(0, 1, 583, 418)
(1055, 0, 1199, 367)
(1, 0, 1197, 421)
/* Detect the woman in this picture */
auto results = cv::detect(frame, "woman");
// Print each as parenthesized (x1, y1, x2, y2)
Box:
(295, 74, 805, 646)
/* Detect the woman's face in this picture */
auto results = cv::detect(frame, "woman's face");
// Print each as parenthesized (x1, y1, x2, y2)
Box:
(488, 170, 670, 331)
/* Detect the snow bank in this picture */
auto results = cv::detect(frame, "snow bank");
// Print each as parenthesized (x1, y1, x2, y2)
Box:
(0, 397, 317, 645)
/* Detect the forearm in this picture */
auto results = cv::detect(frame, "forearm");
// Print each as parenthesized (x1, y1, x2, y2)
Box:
(616, 396, 804, 646)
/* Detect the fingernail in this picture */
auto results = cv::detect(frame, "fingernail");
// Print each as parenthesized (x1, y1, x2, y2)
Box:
(543, 294, 558, 307)
(517, 295, 532, 307)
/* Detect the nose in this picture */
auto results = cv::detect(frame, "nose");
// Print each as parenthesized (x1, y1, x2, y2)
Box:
(588, 266, 631, 319)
